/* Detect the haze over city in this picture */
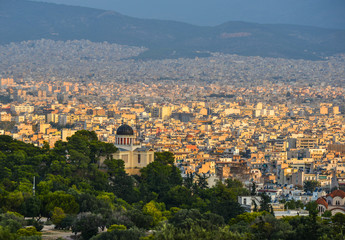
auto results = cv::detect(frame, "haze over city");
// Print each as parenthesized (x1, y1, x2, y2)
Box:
(32, 0, 345, 29)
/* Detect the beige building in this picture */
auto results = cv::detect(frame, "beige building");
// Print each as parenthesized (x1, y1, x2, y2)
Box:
(152, 106, 172, 120)
(61, 129, 77, 142)
(320, 106, 329, 115)
(100, 124, 154, 175)
(296, 137, 318, 149)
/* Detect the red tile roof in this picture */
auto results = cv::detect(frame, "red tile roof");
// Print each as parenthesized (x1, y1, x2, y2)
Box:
(329, 189, 345, 199)
(316, 197, 328, 208)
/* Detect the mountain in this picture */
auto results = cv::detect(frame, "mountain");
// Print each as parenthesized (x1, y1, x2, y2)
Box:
(1, 0, 345, 60)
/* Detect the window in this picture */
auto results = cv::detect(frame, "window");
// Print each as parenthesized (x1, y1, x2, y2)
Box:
(244, 198, 247, 205)
(138, 154, 141, 164)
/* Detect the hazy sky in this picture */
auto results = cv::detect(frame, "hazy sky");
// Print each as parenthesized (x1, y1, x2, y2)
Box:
(33, 0, 345, 29)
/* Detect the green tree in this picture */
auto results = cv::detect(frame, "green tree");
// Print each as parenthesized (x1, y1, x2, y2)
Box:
(164, 186, 193, 209)
(154, 152, 175, 165)
(72, 212, 104, 240)
(43, 191, 79, 215)
(303, 180, 321, 193)
(142, 201, 168, 227)
(17, 226, 41, 237)
(304, 201, 320, 240)
(250, 214, 293, 239)
(20, 196, 41, 218)
(104, 159, 138, 203)
(183, 173, 194, 191)
(259, 192, 271, 212)
(107, 224, 127, 232)
(126, 209, 153, 229)
(0, 226, 17, 240)
(195, 173, 209, 190)
(90, 227, 144, 240)
(203, 182, 245, 222)
(251, 182, 256, 196)
(51, 207, 66, 225)
(0, 212, 25, 233)
(140, 152, 182, 201)
(322, 210, 332, 218)
(331, 213, 345, 237)
(229, 211, 267, 225)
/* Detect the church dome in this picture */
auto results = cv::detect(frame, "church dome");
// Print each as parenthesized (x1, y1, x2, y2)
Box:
(116, 124, 134, 136)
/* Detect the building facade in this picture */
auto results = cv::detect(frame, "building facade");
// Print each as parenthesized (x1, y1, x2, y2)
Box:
(316, 189, 345, 215)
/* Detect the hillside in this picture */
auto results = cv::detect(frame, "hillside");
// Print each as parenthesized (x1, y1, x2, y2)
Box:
(1, 0, 345, 60)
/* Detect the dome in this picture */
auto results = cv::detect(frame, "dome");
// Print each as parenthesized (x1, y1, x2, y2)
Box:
(116, 124, 134, 136)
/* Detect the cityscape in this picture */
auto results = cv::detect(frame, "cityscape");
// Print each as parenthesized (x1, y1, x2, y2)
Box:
(0, 1, 345, 240)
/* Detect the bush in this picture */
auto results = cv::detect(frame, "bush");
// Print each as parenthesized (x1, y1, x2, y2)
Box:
(108, 224, 127, 232)
(17, 226, 42, 237)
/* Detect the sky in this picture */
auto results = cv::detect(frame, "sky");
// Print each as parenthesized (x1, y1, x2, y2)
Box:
(32, 0, 345, 29)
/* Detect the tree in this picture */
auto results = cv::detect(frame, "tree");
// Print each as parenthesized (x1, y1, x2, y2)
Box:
(195, 173, 209, 190)
(90, 227, 144, 240)
(331, 213, 345, 236)
(304, 201, 320, 240)
(0, 212, 25, 233)
(20, 196, 41, 218)
(250, 214, 293, 240)
(72, 212, 104, 240)
(303, 180, 321, 193)
(43, 191, 79, 215)
(154, 152, 175, 165)
(322, 210, 332, 218)
(0, 226, 17, 240)
(142, 201, 168, 227)
(140, 153, 182, 201)
(229, 211, 267, 225)
(251, 182, 256, 196)
(204, 182, 245, 222)
(77, 193, 112, 214)
(225, 178, 243, 189)
(259, 192, 271, 212)
(4, 191, 25, 212)
(183, 173, 194, 190)
(104, 159, 138, 203)
(164, 186, 194, 209)
(125, 209, 153, 229)
(51, 207, 66, 226)
(17, 226, 42, 237)
(107, 224, 127, 232)
(225, 178, 250, 198)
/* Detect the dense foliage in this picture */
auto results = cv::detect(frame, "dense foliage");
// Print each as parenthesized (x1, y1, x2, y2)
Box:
(0, 131, 344, 240)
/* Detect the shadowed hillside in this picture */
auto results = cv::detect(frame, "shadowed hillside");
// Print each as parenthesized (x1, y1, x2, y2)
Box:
(1, 0, 345, 60)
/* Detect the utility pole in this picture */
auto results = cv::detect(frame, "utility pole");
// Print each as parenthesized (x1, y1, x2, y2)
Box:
(32, 176, 36, 196)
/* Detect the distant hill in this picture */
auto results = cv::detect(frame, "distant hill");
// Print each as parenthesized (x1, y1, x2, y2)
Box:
(1, 0, 345, 60)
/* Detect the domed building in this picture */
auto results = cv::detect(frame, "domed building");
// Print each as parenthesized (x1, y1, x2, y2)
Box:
(316, 189, 345, 215)
(115, 124, 135, 146)
(100, 124, 154, 175)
